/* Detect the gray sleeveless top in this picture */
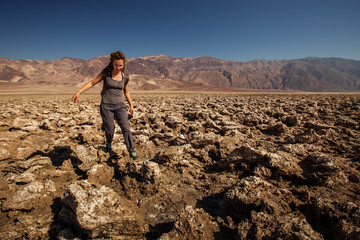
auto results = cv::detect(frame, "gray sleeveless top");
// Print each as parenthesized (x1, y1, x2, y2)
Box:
(101, 70, 129, 104)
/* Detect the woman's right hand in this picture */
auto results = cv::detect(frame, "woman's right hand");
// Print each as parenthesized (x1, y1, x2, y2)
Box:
(72, 91, 80, 103)
(72, 73, 103, 104)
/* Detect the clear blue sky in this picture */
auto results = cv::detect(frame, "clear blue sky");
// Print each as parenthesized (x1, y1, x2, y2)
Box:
(1, 0, 359, 61)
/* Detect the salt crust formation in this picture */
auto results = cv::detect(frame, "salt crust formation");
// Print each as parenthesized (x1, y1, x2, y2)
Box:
(0, 93, 359, 239)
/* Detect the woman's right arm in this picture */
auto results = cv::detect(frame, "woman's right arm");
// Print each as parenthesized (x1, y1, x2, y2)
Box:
(72, 73, 103, 103)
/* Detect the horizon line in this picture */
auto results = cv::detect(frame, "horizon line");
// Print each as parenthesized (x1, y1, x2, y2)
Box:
(2, 55, 360, 63)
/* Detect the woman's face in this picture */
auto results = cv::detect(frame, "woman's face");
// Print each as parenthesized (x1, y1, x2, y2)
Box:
(112, 59, 124, 72)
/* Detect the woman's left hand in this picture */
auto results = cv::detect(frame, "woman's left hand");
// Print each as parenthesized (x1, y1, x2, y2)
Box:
(129, 106, 134, 116)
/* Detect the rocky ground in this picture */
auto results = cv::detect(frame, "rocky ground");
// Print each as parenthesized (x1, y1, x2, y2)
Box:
(0, 92, 359, 239)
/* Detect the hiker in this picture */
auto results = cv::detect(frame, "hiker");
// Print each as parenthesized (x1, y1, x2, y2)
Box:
(72, 51, 138, 159)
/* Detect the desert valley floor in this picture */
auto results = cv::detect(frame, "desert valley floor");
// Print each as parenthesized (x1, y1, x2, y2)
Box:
(0, 92, 359, 239)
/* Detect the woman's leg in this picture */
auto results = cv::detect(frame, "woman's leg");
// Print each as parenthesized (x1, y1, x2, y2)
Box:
(114, 105, 135, 152)
(100, 103, 116, 146)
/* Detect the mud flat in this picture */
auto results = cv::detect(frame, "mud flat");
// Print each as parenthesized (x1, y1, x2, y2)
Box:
(0, 92, 359, 239)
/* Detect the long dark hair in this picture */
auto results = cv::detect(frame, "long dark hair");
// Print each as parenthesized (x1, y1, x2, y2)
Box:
(102, 51, 126, 74)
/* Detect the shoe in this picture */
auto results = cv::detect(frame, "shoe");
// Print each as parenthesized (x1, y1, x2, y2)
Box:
(129, 151, 139, 159)
(105, 142, 112, 152)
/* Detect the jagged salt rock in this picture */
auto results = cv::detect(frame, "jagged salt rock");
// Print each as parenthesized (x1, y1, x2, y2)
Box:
(87, 164, 114, 186)
(72, 145, 98, 171)
(60, 180, 148, 238)
(3, 180, 56, 211)
(224, 176, 293, 215)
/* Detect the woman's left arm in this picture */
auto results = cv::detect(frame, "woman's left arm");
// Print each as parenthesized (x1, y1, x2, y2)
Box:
(124, 84, 134, 116)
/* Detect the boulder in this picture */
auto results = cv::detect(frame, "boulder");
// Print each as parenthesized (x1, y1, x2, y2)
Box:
(159, 205, 219, 240)
(87, 164, 114, 186)
(2, 180, 56, 211)
(302, 153, 348, 186)
(72, 145, 98, 171)
(224, 176, 293, 215)
(266, 151, 303, 178)
(12, 117, 39, 132)
(295, 129, 320, 143)
(237, 211, 324, 240)
(263, 122, 287, 136)
(311, 198, 360, 239)
(59, 180, 148, 238)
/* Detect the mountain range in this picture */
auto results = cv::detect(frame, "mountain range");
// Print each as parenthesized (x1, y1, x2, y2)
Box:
(1, 55, 359, 92)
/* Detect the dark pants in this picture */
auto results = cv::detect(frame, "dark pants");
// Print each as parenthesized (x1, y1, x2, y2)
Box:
(100, 102, 135, 152)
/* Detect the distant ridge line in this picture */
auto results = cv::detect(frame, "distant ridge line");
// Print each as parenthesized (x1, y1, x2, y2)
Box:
(0, 55, 359, 92)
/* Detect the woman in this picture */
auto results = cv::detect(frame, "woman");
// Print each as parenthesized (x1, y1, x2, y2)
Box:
(72, 51, 138, 159)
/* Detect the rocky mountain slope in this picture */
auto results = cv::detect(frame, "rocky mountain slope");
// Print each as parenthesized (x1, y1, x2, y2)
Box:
(1, 55, 359, 91)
